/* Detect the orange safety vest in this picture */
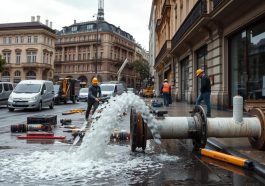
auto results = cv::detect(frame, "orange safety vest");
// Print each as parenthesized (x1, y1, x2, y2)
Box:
(162, 82, 170, 93)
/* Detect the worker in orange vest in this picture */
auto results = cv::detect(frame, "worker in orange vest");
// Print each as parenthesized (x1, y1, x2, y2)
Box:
(161, 79, 171, 107)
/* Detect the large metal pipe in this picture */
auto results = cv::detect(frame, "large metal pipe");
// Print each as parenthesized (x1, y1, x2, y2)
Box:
(207, 117, 261, 138)
(147, 117, 195, 139)
(130, 95, 265, 151)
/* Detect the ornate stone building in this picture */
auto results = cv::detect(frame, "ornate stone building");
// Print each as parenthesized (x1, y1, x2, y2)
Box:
(0, 16, 56, 84)
(54, 19, 137, 88)
(151, 0, 265, 108)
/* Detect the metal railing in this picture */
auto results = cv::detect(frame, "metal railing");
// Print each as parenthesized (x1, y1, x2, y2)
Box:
(155, 40, 171, 66)
(213, 0, 224, 8)
(55, 39, 101, 45)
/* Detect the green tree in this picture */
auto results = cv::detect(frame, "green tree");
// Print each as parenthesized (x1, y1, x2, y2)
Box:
(0, 54, 6, 73)
(132, 59, 150, 87)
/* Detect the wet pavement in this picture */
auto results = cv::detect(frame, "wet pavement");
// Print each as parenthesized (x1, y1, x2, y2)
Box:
(0, 95, 264, 185)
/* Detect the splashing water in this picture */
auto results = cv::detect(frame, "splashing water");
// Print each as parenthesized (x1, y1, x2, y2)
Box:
(76, 92, 161, 161)
(0, 93, 167, 185)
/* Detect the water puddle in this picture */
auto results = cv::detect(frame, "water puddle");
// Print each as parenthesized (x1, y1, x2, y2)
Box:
(0, 93, 177, 185)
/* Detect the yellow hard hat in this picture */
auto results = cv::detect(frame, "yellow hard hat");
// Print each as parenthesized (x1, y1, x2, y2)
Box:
(92, 77, 98, 85)
(196, 69, 204, 76)
(164, 79, 168, 82)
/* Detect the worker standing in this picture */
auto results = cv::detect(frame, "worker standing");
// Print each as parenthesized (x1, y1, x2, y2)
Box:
(161, 79, 171, 107)
(195, 69, 211, 117)
(85, 77, 102, 121)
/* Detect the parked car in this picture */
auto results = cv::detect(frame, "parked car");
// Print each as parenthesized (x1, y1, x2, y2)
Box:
(8, 80, 54, 111)
(100, 82, 125, 97)
(78, 88, 88, 102)
(0, 82, 14, 107)
(127, 88, 136, 94)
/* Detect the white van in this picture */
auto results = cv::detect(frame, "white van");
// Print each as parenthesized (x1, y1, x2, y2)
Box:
(100, 83, 125, 97)
(8, 80, 54, 111)
(0, 82, 14, 107)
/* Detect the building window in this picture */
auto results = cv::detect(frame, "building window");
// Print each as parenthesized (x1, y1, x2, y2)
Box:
(72, 26, 77, 32)
(3, 52, 11, 63)
(197, 46, 208, 70)
(8, 37, 12, 44)
(16, 53, 21, 64)
(28, 36, 32, 43)
(16, 36, 19, 43)
(87, 24, 93, 30)
(196, 45, 208, 95)
(14, 70, 21, 77)
(27, 51, 37, 63)
(181, 57, 189, 101)
(34, 36, 38, 43)
(43, 53, 46, 63)
(229, 20, 265, 101)
(21, 36, 24, 43)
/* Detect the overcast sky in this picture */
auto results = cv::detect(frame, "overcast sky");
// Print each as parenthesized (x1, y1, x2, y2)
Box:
(0, 0, 152, 50)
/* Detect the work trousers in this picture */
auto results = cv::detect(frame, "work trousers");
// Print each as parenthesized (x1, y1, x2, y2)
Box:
(196, 92, 211, 115)
(163, 92, 170, 107)
(85, 100, 99, 120)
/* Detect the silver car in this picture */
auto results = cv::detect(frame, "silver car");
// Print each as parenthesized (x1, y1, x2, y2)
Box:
(8, 80, 54, 111)
(78, 88, 88, 102)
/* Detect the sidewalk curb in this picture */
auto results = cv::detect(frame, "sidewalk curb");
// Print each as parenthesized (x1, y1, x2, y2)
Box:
(207, 138, 265, 177)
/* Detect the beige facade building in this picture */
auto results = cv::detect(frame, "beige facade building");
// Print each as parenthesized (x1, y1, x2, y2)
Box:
(151, 0, 265, 108)
(0, 16, 56, 84)
(54, 20, 138, 88)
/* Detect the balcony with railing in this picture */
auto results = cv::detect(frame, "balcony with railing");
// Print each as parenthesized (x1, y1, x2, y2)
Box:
(21, 62, 52, 69)
(55, 38, 101, 46)
(155, 40, 171, 67)
(171, 0, 207, 47)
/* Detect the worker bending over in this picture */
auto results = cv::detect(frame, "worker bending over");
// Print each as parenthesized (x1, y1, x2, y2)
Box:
(85, 77, 102, 121)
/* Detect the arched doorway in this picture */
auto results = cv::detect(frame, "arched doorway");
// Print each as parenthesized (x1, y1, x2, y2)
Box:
(1, 71, 10, 82)
(78, 75, 88, 88)
(26, 71, 36, 80)
(14, 70, 21, 84)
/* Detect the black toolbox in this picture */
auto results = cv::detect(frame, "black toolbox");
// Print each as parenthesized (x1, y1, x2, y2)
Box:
(27, 115, 57, 125)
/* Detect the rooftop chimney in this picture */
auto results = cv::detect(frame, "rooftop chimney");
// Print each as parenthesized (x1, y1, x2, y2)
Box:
(37, 15, 40, 22)
(74, 20, 76, 24)
(45, 19, 49, 26)
(50, 21, 53, 28)
(31, 16, 35, 22)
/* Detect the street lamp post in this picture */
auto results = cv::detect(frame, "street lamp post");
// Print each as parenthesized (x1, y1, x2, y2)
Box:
(95, 18, 98, 77)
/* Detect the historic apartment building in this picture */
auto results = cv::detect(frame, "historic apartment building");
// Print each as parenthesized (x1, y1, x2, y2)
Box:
(151, 0, 265, 108)
(0, 16, 56, 83)
(54, 18, 138, 88)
